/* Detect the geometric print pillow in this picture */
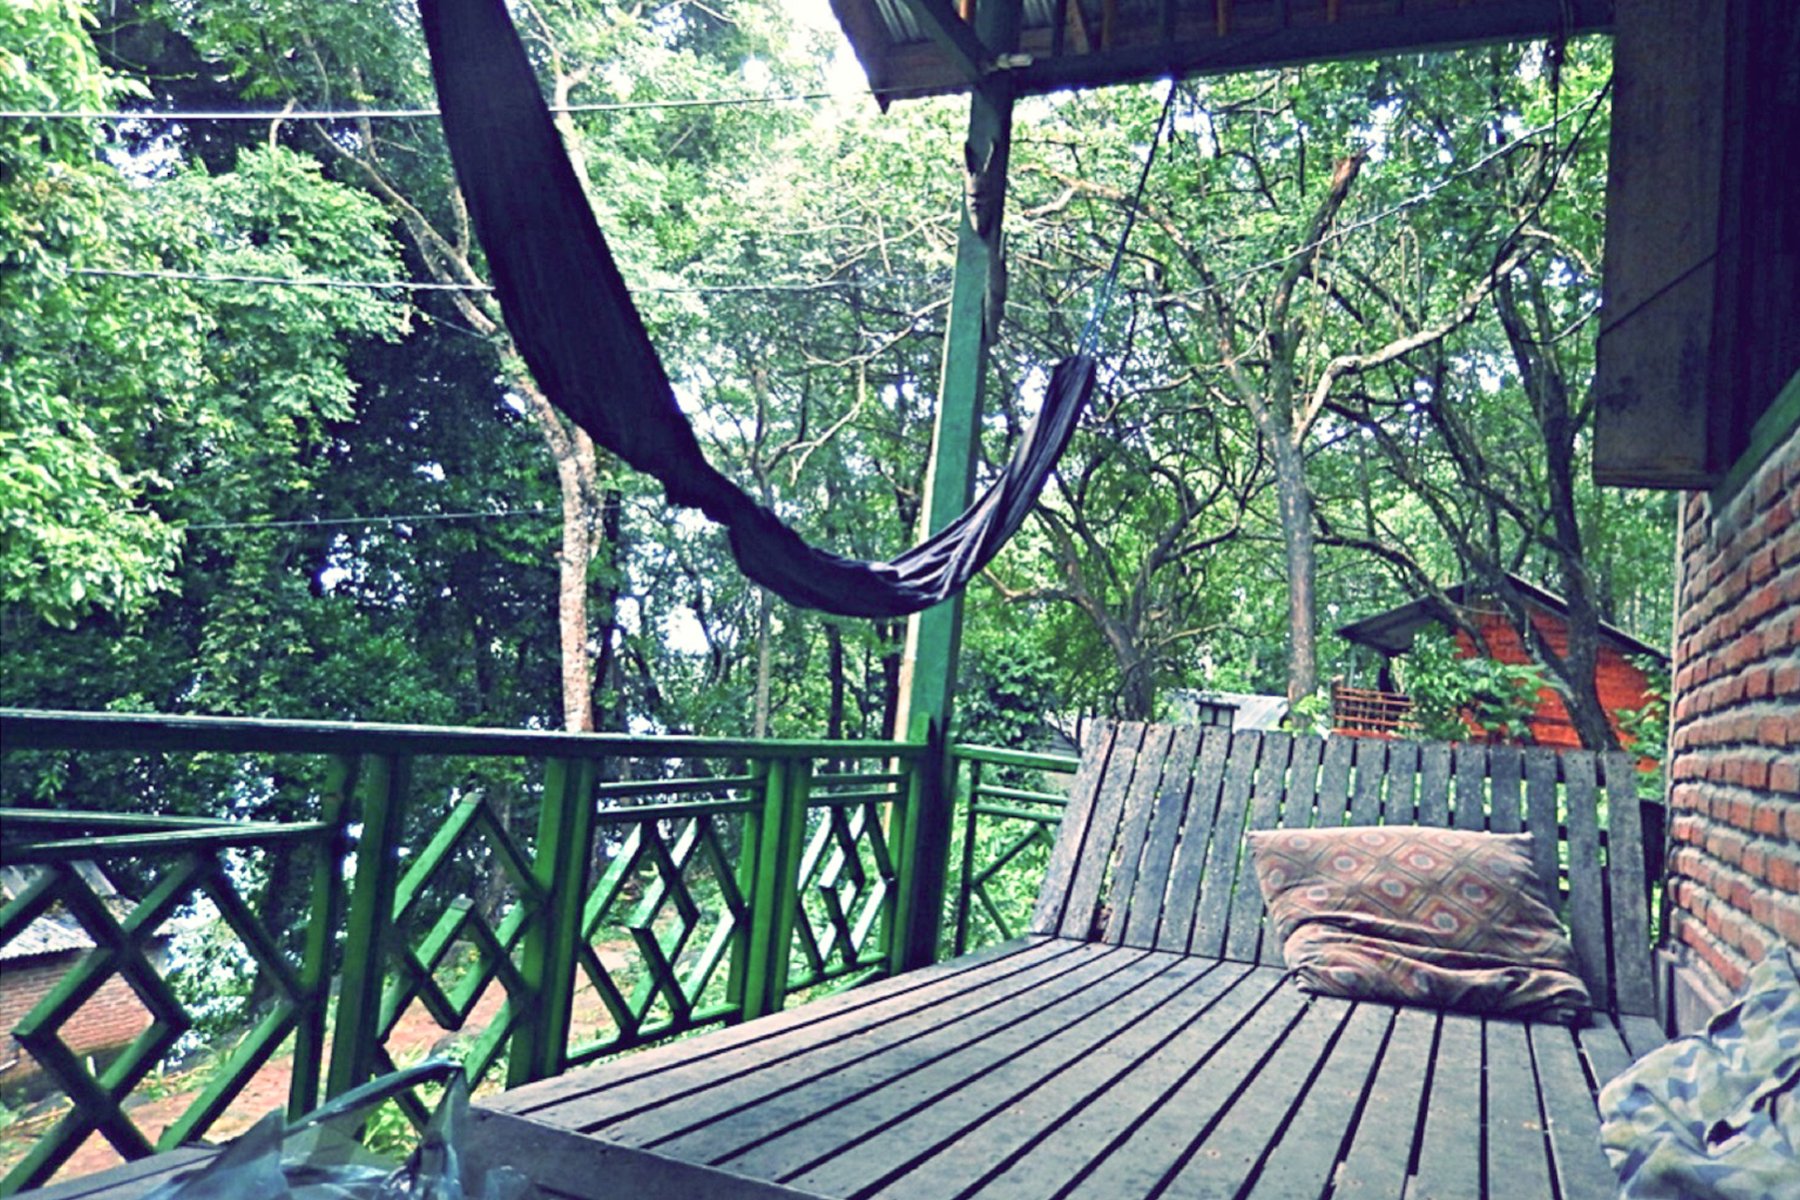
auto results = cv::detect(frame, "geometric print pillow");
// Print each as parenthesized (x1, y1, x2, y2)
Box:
(1246, 825, 1592, 1024)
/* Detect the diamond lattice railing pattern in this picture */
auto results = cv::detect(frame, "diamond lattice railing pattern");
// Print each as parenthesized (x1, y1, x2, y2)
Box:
(0, 712, 928, 1196)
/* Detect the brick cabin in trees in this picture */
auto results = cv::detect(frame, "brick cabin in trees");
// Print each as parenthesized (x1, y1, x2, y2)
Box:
(1332, 574, 1668, 749)
(0, 866, 156, 1089)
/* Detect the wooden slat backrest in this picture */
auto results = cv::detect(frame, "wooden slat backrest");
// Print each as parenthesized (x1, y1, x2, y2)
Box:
(1030, 723, 1659, 1017)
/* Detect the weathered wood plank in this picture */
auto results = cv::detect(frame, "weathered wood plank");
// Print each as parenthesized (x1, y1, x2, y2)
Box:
(867, 964, 1260, 1200)
(1483, 1019, 1556, 1200)
(864, 960, 1254, 1199)
(962, 965, 1286, 1200)
(1154, 727, 1231, 953)
(1226, 731, 1292, 964)
(1452, 743, 1489, 830)
(1417, 741, 1452, 827)
(1163, 994, 1354, 1196)
(1103, 724, 1178, 944)
(1060, 983, 1313, 1199)
(1529, 1024, 1625, 1200)
(536, 941, 1102, 1134)
(1383, 739, 1420, 824)
(1602, 752, 1658, 1017)
(1030, 722, 1118, 935)
(12, 1149, 217, 1200)
(465, 1110, 825, 1200)
(1282, 735, 1325, 830)
(1561, 750, 1612, 1009)
(1123, 724, 1202, 948)
(1316, 735, 1355, 827)
(1524, 746, 1563, 905)
(1411, 1013, 1483, 1200)
(685, 950, 1182, 1178)
(1239, 1002, 1391, 1200)
(1619, 1013, 1667, 1061)
(1488, 745, 1524, 833)
(491, 936, 1063, 1115)
(1058, 722, 1148, 939)
(1332, 1006, 1437, 1198)
(1187, 732, 1261, 958)
(778, 956, 1220, 1194)
(1347, 737, 1386, 825)
(1579, 1018, 1639, 1096)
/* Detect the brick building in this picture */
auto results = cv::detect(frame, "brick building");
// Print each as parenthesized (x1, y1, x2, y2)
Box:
(1335, 574, 1667, 748)
(0, 867, 156, 1089)
(1660, 426, 1800, 1031)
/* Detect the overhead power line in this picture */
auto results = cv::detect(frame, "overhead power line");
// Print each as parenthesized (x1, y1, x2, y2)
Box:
(69, 266, 944, 297)
(180, 505, 555, 532)
(0, 89, 863, 123)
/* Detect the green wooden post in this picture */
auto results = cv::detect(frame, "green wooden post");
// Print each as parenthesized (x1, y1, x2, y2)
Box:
(510, 755, 597, 1086)
(726, 760, 771, 1019)
(739, 760, 789, 1020)
(325, 754, 407, 1099)
(289, 753, 356, 1118)
(894, 0, 1020, 972)
(886, 753, 926, 975)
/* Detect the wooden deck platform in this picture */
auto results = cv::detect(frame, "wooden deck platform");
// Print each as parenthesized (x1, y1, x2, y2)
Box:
(475, 935, 1660, 1200)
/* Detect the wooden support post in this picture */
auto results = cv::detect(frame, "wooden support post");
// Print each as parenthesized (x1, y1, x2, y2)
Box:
(325, 754, 407, 1099)
(510, 755, 597, 1086)
(894, 0, 1020, 973)
(289, 754, 357, 1118)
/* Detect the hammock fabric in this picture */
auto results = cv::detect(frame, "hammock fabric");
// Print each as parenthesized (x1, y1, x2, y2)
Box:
(417, 0, 1096, 619)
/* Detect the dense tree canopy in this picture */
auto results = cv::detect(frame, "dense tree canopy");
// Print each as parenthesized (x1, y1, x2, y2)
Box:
(0, 0, 1674, 753)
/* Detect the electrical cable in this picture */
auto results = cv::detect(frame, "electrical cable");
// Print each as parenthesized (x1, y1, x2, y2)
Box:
(66, 266, 946, 297)
(0, 89, 861, 123)
(178, 505, 555, 532)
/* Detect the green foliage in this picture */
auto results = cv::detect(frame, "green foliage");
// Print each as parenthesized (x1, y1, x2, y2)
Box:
(1618, 654, 1671, 801)
(1400, 627, 1546, 743)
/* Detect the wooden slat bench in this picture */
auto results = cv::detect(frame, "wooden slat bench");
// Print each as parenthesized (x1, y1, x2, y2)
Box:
(474, 723, 1664, 1200)
(25, 723, 1661, 1199)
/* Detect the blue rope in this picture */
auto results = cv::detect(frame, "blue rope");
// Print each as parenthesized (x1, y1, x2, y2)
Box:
(1079, 78, 1179, 359)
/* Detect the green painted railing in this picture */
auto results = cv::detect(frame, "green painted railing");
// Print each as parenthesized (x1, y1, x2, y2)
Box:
(0, 710, 926, 1195)
(948, 743, 1079, 955)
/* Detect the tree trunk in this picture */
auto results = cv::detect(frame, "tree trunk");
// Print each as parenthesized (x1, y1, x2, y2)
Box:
(753, 589, 773, 739)
(825, 622, 846, 741)
(1273, 440, 1319, 709)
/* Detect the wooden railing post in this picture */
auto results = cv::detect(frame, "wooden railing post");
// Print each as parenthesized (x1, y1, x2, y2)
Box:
(511, 755, 597, 1086)
(740, 758, 810, 1019)
(289, 753, 357, 1118)
(725, 760, 770, 1020)
(325, 753, 407, 1099)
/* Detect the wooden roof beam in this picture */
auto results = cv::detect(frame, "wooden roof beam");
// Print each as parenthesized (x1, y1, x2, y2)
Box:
(897, 0, 992, 82)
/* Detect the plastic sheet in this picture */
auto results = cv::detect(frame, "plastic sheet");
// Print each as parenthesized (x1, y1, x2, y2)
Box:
(143, 1061, 532, 1200)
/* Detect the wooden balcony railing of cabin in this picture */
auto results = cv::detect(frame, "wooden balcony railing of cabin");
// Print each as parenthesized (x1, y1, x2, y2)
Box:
(1330, 681, 1415, 737)
(0, 708, 1078, 1196)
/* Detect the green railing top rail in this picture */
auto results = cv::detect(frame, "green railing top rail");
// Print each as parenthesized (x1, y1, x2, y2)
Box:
(950, 743, 1081, 772)
(0, 708, 924, 760)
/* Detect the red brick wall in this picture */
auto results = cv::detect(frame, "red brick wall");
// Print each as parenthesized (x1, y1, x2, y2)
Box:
(1663, 423, 1800, 1029)
(0, 955, 155, 1086)
(1451, 608, 1658, 748)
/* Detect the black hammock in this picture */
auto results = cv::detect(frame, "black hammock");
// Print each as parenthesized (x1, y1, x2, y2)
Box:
(417, 0, 1096, 619)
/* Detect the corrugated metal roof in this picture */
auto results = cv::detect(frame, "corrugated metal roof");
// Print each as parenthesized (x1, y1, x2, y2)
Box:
(0, 862, 132, 963)
(0, 913, 94, 962)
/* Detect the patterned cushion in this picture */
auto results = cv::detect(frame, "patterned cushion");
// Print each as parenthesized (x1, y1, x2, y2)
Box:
(1246, 825, 1591, 1023)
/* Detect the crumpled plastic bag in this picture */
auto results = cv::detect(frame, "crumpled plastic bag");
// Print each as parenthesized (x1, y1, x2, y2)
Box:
(143, 1060, 533, 1200)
